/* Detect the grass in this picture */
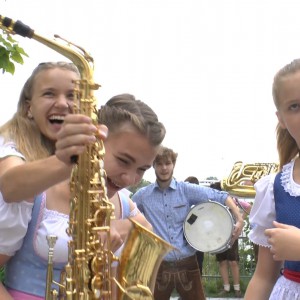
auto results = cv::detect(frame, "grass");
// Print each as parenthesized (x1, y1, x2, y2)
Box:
(203, 276, 250, 297)
(171, 236, 256, 298)
(201, 245, 253, 297)
(171, 276, 249, 298)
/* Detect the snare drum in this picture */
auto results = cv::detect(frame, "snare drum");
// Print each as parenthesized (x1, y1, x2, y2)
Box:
(183, 201, 234, 254)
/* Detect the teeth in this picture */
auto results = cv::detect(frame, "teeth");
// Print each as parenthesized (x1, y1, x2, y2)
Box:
(49, 115, 65, 121)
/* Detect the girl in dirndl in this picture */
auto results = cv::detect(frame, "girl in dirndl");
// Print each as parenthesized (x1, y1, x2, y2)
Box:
(244, 59, 300, 299)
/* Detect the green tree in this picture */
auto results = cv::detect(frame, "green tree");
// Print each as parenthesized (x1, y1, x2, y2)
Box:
(206, 176, 218, 181)
(128, 178, 151, 196)
(0, 30, 28, 74)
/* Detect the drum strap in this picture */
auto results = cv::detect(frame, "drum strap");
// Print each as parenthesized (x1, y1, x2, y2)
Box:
(283, 269, 300, 283)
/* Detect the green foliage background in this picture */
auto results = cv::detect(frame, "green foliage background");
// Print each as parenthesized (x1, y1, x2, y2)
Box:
(0, 31, 28, 74)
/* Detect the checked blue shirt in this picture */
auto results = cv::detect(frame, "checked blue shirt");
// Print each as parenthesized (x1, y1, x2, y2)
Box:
(132, 178, 229, 261)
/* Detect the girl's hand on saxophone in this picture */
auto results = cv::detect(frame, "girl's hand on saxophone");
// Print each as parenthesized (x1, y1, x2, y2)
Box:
(98, 222, 124, 253)
(55, 114, 108, 165)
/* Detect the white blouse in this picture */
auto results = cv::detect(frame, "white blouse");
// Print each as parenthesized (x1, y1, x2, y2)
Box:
(0, 137, 33, 256)
(249, 160, 300, 247)
(36, 190, 139, 265)
(34, 206, 70, 263)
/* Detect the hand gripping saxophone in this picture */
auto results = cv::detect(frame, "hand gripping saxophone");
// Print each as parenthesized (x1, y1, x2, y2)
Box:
(0, 16, 174, 300)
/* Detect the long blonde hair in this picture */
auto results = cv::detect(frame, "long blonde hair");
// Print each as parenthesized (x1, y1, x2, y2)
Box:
(0, 62, 80, 161)
(272, 59, 300, 169)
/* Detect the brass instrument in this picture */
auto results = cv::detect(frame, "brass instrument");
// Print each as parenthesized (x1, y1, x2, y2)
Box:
(117, 219, 175, 299)
(45, 235, 59, 298)
(0, 16, 173, 299)
(221, 161, 279, 198)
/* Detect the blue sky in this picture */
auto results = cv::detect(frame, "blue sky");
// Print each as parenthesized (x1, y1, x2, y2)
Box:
(1, 0, 299, 182)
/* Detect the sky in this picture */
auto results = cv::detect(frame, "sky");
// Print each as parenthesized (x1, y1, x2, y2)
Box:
(1, 0, 300, 182)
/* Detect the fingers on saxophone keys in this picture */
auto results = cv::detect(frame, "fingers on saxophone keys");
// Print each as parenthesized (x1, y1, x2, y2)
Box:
(56, 146, 85, 165)
(58, 114, 96, 137)
(96, 125, 108, 141)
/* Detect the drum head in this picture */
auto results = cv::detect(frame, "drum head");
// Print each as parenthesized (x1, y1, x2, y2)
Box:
(183, 201, 233, 253)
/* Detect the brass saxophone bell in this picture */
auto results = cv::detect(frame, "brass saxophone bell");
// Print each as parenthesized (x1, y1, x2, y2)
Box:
(117, 219, 175, 300)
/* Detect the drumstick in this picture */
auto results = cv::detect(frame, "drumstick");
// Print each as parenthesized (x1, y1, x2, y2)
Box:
(234, 197, 250, 215)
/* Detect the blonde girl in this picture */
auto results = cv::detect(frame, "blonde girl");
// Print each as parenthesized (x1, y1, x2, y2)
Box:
(245, 59, 300, 300)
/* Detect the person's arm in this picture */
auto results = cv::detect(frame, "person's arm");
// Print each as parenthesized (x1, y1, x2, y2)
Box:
(244, 245, 282, 300)
(0, 283, 13, 300)
(110, 219, 132, 242)
(265, 221, 300, 261)
(0, 114, 107, 203)
(131, 213, 153, 231)
(224, 196, 244, 239)
(111, 198, 152, 241)
(0, 255, 10, 267)
(0, 155, 72, 202)
(235, 198, 252, 219)
(128, 198, 152, 231)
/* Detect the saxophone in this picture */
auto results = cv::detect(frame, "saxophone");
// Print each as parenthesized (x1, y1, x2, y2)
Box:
(221, 161, 279, 197)
(0, 16, 173, 300)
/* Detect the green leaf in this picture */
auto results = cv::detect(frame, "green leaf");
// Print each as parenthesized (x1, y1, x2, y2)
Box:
(11, 50, 24, 64)
(0, 52, 9, 68)
(14, 45, 29, 57)
(5, 60, 15, 74)
(0, 46, 7, 55)
(7, 35, 17, 43)
(0, 31, 29, 74)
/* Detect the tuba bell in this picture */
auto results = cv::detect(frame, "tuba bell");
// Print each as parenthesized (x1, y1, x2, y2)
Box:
(221, 161, 279, 197)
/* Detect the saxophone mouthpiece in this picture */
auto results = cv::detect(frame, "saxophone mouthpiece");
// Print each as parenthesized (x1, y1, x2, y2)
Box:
(0, 15, 34, 38)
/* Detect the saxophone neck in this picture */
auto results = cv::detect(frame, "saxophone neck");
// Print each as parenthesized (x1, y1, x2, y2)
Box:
(33, 33, 96, 86)
(0, 15, 99, 88)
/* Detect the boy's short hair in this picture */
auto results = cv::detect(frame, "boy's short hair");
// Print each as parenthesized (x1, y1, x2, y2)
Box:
(153, 146, 178, 165)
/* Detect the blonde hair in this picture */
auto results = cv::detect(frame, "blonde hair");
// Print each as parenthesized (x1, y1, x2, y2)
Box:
(272, 59, 300, 169)
(98, 93, 166, 147)
(0, 62, 80, 161)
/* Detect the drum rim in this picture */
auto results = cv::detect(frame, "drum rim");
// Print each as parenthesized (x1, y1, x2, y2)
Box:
(183, 200, 234, 253)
